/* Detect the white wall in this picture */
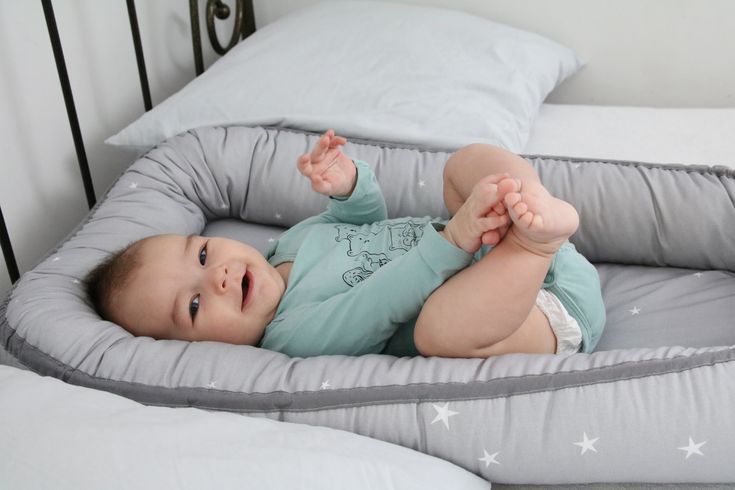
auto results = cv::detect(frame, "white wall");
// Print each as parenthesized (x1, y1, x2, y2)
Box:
(257, 0, 735, 107)
(0, 0, 226, 297)
(1, 0, 735, 298)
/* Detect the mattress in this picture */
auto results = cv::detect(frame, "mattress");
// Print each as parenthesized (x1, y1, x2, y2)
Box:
(526, 104, 735, 168)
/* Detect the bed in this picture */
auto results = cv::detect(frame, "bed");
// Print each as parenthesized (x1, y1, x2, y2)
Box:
(2, 1, 735, 488)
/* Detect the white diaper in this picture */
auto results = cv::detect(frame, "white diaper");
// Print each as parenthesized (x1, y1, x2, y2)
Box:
(535, 289, 583, 355)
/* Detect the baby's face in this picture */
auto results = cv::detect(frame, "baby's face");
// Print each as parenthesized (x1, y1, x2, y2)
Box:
(112, 234, 286, 345)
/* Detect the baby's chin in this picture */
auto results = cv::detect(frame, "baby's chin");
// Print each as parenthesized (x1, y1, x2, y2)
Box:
(234, 323, 268, 347)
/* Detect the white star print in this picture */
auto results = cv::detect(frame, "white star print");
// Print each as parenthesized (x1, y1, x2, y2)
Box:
(629, 306, 641, 315)
(275, 213, 282, 220)
(573, 163, 581, 169)
(206, 381, 217, 389)
(678, 437, 706, 459)
(220, 203, 228, 209)
(129, 182, 138, 189)
(52, 257, 60, 262)
(71, 279, 80, 285)
(418, 180, 426, 187)
(267, 237, 275, 243)
(693, 272, 703, 278)
(573, 432, 599, 454)
(478, 449, 500, 467)
(320, 380, 331, 390)
(430, 402, 459, 430)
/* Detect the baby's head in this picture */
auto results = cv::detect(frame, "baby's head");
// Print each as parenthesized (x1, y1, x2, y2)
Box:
(85, 234, 286, 345)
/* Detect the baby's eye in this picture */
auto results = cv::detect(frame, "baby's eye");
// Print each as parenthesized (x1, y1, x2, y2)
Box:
(189, 295, 200, 320)
(198, 243, 208, 265)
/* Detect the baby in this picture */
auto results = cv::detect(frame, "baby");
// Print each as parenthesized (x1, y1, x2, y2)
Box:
(86, 130, 606, 358)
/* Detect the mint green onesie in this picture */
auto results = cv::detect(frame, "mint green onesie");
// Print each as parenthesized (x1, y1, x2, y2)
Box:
(259, 160, 472, 357)
(259, 160, 606, 357)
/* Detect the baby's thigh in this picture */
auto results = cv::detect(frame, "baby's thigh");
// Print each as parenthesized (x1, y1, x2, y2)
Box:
(468, 305, 557, 357)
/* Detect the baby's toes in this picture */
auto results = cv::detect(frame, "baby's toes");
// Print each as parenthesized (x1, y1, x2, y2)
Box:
(504, 192, 522, 208)
(506, 195, 528, 218)
(497, 177, 520, 197)
(514, 209, 535, 228)
(505, 192, 540, 228)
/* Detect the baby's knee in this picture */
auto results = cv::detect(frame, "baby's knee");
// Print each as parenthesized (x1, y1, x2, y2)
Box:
(413, 307, 473, 358)
(445, 144, 506, 181)
(413, 308, 446, 357)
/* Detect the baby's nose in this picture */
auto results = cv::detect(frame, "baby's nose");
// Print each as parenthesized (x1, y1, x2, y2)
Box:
(211, 263, 231, 292)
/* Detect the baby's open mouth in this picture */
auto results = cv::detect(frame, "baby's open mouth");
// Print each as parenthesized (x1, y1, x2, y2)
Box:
(241, 272, 252, 310)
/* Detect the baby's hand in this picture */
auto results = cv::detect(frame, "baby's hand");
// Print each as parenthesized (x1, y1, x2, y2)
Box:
(441, 174, 518, 254)
(297, 129, 357, 198)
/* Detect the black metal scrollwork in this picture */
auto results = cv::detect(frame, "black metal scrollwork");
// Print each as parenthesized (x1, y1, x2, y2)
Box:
(190, 0, 255, 76)
(207, 0, 243, 55)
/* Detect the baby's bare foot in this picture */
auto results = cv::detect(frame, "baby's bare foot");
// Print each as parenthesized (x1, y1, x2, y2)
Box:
(503, 183, 579, 256)
(443, 174, 516, 253)
(479, 177, 517, 246)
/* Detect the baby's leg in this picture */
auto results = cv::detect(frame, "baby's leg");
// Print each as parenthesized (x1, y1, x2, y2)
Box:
(443, 144, 547, 246)
(417, 145, 579, 357)
(443, 143, 543, 216)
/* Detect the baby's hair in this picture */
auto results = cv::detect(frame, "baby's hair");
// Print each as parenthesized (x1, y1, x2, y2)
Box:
(84, 240, 144, 322)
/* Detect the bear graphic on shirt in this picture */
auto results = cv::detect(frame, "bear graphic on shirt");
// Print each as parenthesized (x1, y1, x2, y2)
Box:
(335, 220, 425, 287)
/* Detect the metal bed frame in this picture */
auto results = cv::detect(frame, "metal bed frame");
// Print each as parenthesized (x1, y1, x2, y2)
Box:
(0, 0, 255, 285)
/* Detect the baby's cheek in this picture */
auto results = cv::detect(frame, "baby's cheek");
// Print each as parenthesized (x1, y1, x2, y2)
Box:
(198, 298, 233, 339)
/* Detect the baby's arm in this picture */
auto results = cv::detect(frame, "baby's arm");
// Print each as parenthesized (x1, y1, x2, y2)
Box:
(296, 130, 388, 225)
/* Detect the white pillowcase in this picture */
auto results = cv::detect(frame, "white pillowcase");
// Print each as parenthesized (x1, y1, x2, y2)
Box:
(0, 366, 491, 489)
(107, 1, 584, 152)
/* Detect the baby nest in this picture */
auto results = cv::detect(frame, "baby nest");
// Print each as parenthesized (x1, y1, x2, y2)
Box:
(2, 126, 735, 484)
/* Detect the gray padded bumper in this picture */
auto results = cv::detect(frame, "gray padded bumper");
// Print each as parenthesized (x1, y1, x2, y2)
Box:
(2, 126, 735, 484)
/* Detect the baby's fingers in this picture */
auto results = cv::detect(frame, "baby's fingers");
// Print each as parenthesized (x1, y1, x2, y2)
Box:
(329, 135, 347, 148)
(477, 213, 509, 231)
(310, 132, 332, 161)
(297, 154, 313, 176)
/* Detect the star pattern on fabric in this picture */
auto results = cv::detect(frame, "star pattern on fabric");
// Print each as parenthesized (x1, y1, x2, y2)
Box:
(573, 432, 599, 454)
(268, 237, 275, 243)
(693, 272, 704, 278)
(219, 203, 228, 209)
(206, 380, 217, 389)
(128, 182, 138, 189)
(418, 180, 426, 188)
(71, 279, 80, 285)
(629, 306, 641, 315)
(430, 402, 459, 430)
(479, 449, 500, 467)
(678, 437, 706, 459)
(275, 213, 282, 220)
(51, 256, 60, 262)
(320, 380, 331, 390)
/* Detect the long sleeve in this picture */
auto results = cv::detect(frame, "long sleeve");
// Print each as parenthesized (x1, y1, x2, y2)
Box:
(260, 222, 473, 357)
(324, 159, 388, 225)
(267, 159, 387, 266)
